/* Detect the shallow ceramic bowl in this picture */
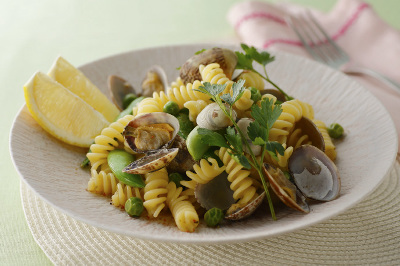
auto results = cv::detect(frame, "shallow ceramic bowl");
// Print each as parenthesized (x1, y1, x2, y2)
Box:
(10, 44, 398, 244)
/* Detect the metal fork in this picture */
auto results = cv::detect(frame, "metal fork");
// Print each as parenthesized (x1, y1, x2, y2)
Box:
(286, 11, 400, 93)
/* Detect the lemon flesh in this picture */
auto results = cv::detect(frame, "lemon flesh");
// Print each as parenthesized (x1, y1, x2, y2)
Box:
(48, 56, 119, 122)
(24, 72, 110, 147)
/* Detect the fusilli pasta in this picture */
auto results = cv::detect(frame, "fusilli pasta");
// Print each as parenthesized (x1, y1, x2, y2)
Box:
(313, 120, 337, 161)
(186, 157, 225, 184)
(216, 147, 258, 213)
(166, 182, 199, 233)
(236, 71, 264, 91)
(111, 183, 143, 208)
(143, 167, 169, 218)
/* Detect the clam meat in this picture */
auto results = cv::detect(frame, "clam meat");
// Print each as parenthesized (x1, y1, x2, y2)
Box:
(141, 65, 168, 97)
(123, 112, 180, 153)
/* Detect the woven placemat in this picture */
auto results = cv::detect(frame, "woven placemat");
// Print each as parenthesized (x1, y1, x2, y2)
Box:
(21, 161, 400, 265)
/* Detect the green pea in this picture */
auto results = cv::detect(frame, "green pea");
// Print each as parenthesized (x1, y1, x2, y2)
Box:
(125, 197, 144, 217)
(107, 150, 145, 188)
(327, 123, 344, 139)
(169, 172, 183, 188)
(163, 101, 180, 116)
(204, 207, 224, 227)
(249, 87, 261, 102)
(122, 93, 138, 109)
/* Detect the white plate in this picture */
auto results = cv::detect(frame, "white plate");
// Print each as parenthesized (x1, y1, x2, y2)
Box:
(10, 44, 398, 244)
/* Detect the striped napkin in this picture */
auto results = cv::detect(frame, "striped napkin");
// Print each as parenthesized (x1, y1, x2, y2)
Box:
(228, 0, 400, 152)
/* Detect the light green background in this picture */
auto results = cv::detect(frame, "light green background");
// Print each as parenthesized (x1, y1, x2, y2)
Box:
(1, 0, 399, 264)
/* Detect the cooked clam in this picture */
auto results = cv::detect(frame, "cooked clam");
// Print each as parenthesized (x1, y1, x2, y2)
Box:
(108, 75, 136, 111)
(196, 102, 236, 130)
(263, 163, 310, 213)
(180, 47, 237, 84)
(123, 148, 179, 175)
(108, 65, 169, 110)
(123, 112, 180, 153)
(288, 117, 325, 151)
(288, 145, 340, 201)
(166, 135, 196, 173)
(141, 65, 169, 97)
(194, 171, 265, 220)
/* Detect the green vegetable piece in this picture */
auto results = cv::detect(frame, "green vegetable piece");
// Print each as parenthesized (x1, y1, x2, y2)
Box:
(249, 87, 261, 102)
(176, 111, 195, 139)
(163, 101, 180, 116)
(80, 156, 90, 168)
(122, 93, 137, 109)
(186, 126, 210, 160)
(115, 96, 145, 121)
(169, 172, 183, 188)
(327, 123, 344, 139)
(107, 150, 145, 188)
(125, 197, 144, 217)
(204, 207, 224, 227)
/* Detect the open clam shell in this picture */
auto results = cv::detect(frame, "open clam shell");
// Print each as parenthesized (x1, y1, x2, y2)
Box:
(237, 118, 261, 156)
(263, 163, 310, 213)
(194, 172, 235, 211)
(123, 112, 180, 153)
(180, 47, 237, 84)
(123, 148, 179, 175)
(141, 65, 169, 97)
(290, 117, 325, 152)
(225, 192, 265, 220)
(288, 145, 340, 201)
(194, 172, 266, 220)
(108, 75, 136, 111)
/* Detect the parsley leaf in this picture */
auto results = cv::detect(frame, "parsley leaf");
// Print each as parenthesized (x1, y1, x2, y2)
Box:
(225, 126, 242, 153)
(250, 98, 282, 130)
(266, 141, 285, 157)
(197, 128, 229, 148)
(196, 82, 227, 97)
(241, 43, 275, 67)
(230, 153, 252, 169)
(220, 79, 246, 105)
(247, 121, 267, 144)
(235, 51, 254, 70)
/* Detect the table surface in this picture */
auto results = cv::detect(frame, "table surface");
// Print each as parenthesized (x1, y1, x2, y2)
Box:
(2, 0, 400, 264)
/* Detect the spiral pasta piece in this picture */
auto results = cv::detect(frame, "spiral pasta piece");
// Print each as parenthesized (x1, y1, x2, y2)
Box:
(200, 63, 254, 110)
(170, 77, 184, 90)
(287, 128, 312, 149)
(166, 80, 211, 108)
(269, 99, 305, 144)
(183, 100, 208, 123)
(233, 88, 254, 111)
(166, 182, 199, 233)
(136, 91, 170, 115)
(143, 167, 169, 218)
(236, 71, 264, 90)
(263, 143, 294, 169)
(216, 148, 258, 212)
(87, 114, 135, 166)
(88, 167, 118, 196)
(186, 158, 226, 184)
(313, 120, 337, 161)
(111, 183, 143, 208)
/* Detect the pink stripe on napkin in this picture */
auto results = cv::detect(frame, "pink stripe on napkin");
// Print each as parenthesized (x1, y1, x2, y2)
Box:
(227, 0, 400, 152)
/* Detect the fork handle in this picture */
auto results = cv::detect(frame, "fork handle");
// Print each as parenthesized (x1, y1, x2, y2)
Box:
(342, 66, 400, 94)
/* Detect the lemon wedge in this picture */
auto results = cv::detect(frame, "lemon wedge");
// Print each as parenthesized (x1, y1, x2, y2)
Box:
(48, 56, 119, 122)
(24, 72, 110, 147)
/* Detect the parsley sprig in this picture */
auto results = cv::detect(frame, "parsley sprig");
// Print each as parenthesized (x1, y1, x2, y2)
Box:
(236, 43, 293, 101)
(194, 81, 284, 220)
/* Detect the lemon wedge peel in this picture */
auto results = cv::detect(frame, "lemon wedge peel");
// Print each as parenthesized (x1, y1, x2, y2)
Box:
(48, 56, 119, 122)
(24, 72, 110, 148)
